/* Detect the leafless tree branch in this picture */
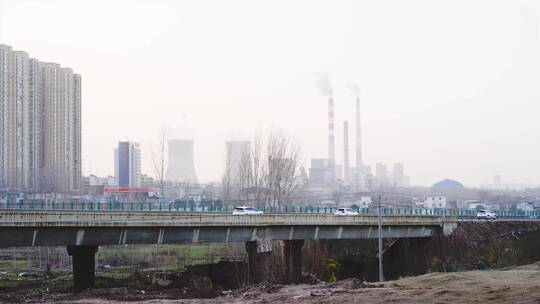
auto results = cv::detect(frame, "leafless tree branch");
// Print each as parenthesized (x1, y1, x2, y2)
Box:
(152, 129, 168, 199)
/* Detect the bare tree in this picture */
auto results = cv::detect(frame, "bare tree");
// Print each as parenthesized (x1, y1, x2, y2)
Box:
(250, 134, 267, 208)
(222, 144, 233, 202)
(222, 131, 301, 209)
(237, 133, 267, 208)
(266, 132, 301, 208)
(152, 129, 168, 199)
(238, 147, 252, 200)
(223, 138, 258, 203)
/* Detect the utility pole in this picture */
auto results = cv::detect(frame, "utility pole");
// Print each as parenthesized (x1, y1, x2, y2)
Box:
(377, 192, 384, 282)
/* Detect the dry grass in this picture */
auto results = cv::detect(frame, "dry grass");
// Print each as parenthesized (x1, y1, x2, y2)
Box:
(390, 262, 540, 304)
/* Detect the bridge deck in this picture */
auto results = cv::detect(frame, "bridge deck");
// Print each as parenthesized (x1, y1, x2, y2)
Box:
(0, 211, 537, 247)
(0, 210, 451, 227)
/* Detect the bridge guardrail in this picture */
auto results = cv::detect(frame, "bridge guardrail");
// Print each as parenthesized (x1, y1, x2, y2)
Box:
(0, 200, 538, 219)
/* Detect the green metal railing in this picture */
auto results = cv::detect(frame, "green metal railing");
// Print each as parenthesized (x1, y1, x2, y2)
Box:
(0, 199, 539, 218)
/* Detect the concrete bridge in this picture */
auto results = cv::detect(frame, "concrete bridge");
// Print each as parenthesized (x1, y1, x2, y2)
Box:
(0, 210, 536, 290)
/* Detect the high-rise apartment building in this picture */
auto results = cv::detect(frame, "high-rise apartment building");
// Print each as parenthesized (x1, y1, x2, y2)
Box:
(114, 141, 141, 188)
(0, 45, 10, 190)
(0, 44, 81, 193)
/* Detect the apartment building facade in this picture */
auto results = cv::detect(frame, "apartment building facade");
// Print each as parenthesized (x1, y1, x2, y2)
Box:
(114, 141, 141, 188)
(0, 44, 81, 193)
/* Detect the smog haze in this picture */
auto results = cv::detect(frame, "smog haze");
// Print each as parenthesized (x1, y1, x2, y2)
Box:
(2, 0, 540, 187)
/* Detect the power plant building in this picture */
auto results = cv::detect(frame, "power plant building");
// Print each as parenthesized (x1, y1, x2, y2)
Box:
(0, 44, 81, 193)
(167, 139, 197, 184)
(308, 158, 332, 188)
(375, 162, 388, 185)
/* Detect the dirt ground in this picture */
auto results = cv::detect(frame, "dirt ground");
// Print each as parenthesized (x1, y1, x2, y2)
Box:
(4, 262, 540, 304)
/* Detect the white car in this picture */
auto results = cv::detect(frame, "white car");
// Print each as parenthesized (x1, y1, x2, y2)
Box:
(232, 206, 264, 215)
(334, 208, 359, 216)
(477, 210, 496, 220)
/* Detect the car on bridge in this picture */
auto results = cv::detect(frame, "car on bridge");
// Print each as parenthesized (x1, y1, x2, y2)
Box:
(232, 206, 264, 215)
(477, 210, 496, 220)
(334, 208, 359, 216)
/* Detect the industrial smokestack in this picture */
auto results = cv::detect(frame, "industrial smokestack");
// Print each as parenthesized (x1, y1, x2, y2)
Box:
(314, 73, 335, 185)
(355, 97, 362, 168)
(328, 97, 335, 183)
(343, 121, 350, 186)
(355, 96, 365, 190)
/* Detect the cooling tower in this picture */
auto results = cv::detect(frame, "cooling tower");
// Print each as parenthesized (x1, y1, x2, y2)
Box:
(166, 139, 197, 184)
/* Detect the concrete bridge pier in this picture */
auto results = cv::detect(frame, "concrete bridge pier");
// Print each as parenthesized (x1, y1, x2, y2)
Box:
(245, 241, 272, 283)
(280, 240, 304, 283)
(67, 245, 98, 291)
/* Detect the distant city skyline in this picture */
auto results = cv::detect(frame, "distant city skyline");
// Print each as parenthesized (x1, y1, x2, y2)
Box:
(2, 1, 540, 187)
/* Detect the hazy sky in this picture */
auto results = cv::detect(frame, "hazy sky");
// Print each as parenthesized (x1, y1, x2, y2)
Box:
(1, 0, 539, 187)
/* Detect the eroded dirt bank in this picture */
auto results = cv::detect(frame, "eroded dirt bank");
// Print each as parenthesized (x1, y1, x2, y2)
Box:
(6, 262, 540, 304)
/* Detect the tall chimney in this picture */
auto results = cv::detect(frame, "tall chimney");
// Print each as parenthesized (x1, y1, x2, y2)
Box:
(328, 97, 335, 184)
(343, 121, 350, 186)
(355, 97, 363, 189)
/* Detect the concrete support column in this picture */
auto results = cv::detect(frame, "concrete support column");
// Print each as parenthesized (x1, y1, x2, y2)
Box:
(67, 245, 98, 291)
(280, 240, 304, 283)
(245, 241, 272, 283)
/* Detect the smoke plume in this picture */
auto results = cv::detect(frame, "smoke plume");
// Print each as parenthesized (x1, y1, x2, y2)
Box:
(347, 83, 360, 97)
(314, 73, 333, 97)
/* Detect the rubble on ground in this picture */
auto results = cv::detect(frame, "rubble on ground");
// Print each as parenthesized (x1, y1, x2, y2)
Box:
(3, 263, 540, 303)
